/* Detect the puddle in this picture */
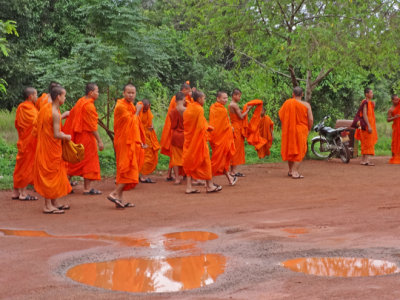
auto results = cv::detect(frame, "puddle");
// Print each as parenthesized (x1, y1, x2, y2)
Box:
(282, 257, 400, 277)
(0, 229, 150, 247)
(163, 231, 218, 251)
(282, 228, 309, 234)
(67, 254, 226, 293)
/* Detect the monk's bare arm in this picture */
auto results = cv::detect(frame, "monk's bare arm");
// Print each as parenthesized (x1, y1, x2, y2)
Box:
(230, 103, 250, 119)
(306, 103, 313, 131)
(362, 104, 372, 133)
(52, 112, 71, 141)
(387, 106, 400, 122)
(61, 110, 70, 119)
(92, 130, 104, 151)
(135, 103, 143, 116)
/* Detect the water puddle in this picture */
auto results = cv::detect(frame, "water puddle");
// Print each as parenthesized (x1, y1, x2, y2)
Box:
(282, 257, 400, 277)
(67, 254, 226, 293)
(163, 231, 218, 251)
(282, 228, 309, 234)
(0, 229, 150, 247)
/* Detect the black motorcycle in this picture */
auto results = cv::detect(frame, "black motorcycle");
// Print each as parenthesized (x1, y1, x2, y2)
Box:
(311, 116, 351, 163)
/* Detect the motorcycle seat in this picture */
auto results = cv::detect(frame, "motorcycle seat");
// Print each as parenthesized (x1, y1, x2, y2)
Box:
(321, 127, 336, 135)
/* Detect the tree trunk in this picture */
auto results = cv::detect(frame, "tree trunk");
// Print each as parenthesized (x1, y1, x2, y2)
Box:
(305, 70, 312, 102)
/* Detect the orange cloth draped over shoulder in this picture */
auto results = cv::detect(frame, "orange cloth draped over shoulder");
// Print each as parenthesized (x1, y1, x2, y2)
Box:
(35, 93, 50, 111)
(209, 102, 235, 176)
(279, 98, 309, 162)
(183, 102, 212, 180)
(354, 100, 378, 155)
(62, 96, 101, 180)
(138, 101, 160, 175)
(13, 100, 38, 188)
(390, 104, 400, 164)
(33, 103, 72, 198)
(229, 106, 247, 166)
(243, 99, 267, 151)
(160, 94, 193, 157)
(114, 99, 145, 191)
(169, 108, 184, 167)
(257, 115, 274, 158)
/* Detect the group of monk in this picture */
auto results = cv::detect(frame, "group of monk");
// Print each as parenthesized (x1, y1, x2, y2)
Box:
(10, 81, 400, 214)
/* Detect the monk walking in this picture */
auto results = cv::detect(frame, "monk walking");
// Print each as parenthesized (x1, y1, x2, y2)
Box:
(33, 86, 72, 214)
(12, 87, 39, 200)
(279, 86, 313, 179)
(229, 88, 252, 177)
(139, 99, 160, 183)
(387, 94, 400, 164)
(183, 90, 221, 194)
(107, 84, 145, 208)
(169, 92, 186, 185)
(160, 83, 192, 181)
(257, 107, 274, 158)
(355, 87, 378, 166)
(63, 83, 104, 194)
(209, 91, 237, 185)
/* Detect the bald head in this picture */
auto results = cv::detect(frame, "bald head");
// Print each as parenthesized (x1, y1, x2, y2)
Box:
(293, 86, 303, 97)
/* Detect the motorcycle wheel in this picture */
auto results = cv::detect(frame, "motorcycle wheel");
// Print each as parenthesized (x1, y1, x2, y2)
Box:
(338, 143, 351, 163)
(311, 138, 330, 159)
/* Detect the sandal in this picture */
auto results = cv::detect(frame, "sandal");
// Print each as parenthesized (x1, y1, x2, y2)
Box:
(43, 209, 65, 214)
(229, 176, 238, 186)
(185, 189, 200, 194)
(166, 176, 174, 182)
(70, 181, 79, 187)
(83, 188, 102, 195)
(57, 205, 70, 210)
(234, 172, 245, 177)
(18, 195, 38, 201)
(292, 174, 304, 179)
(107, 195, 125, 208)
(140, 178, 156, 183)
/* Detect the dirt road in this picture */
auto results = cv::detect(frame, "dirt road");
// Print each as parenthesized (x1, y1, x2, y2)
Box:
(1, 157, 400, 299)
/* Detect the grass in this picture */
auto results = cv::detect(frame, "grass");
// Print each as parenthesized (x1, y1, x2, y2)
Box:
(0, 110, 393, 190)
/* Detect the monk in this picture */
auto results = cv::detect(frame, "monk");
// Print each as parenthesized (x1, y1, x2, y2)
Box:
(139, 99, 160, 183)
(183, 90, 221, 194)
(243, 99, 266, 151)
(33, 86, 72, 214)
(228, 88, 252, 177)
(36, 82, 70, 120)
(257, 107, 274, 158)
(168, 92, 186, 185)
(209, 91, 237, 185)
(11, 87, 39, 200)
(107, 84, 146, 208)
(279, 86, 313, 179)
(160, 83, 192, 181)
(63, 83, 104, 194)
(387, 94, 400, 164)
(355, 87, 378, 166)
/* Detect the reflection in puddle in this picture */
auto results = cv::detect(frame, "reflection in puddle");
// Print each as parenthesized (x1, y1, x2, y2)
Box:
(282, 257, 400, 277)
(282, 228, 309, 234)
(0, 229, 149, 247)
(163, 231, 218, 251)
(67, 254, 226, 293)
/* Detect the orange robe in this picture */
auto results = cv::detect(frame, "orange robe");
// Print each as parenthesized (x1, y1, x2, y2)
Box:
(390, 104, 400, 164)
(13, 100, 38, 188)
(114, 99, 145, 191)
(355, 100, 378, 155)
(257, 115, 274, 158)
(209, 102, 235, 176)
(160, 94, 193, 157)
(169, 108, 184, 167)
(63, 96, 101, 180)
(183, 102, 212, 180)
(279, 98, 309, 162)
(229, 106, 247, 166)
(243, 99, 267, 151)
(33, 103, 72, 199)
(35, 93, 50, 111)
(138, 102, 160, 175)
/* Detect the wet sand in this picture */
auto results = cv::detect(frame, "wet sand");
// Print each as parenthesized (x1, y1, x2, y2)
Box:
(1, 156, 400, 299)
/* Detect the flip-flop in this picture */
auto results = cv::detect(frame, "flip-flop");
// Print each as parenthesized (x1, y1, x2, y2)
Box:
(206, 187, 220, 193)
(70, 181, 79, 186)
(288, 172, 292, 177)
(234, 172, 245, 177)
(43, 209, 65, 214)
(83, 188, 102, 195)
(107, 195, 125, 208)
(166, 176, 174, 182)
(57, 205, 70, 210)
(19, 195, 38, 201)
(123, 202, 135, 208)
(185, 189, 200, 194)
(292, 174, 304, 179)
(11, 196, 19, 200)
(140, 178, 156, 183)
(229, 176, 238, 186)
(213, 184, 222, 191)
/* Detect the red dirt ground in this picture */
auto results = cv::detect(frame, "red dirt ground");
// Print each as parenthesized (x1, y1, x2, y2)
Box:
(1, 156, 400, 299)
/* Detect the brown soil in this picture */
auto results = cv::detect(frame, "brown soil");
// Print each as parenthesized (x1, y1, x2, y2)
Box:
(1, 156, 400, 299)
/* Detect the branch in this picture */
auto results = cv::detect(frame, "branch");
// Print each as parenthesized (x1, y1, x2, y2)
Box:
(277, 1, 291, 31)
(293, 14, 362, 26)
(255, 0, 288, 40)
(311, 67, 334, 88)
(288, 65, 299, 86)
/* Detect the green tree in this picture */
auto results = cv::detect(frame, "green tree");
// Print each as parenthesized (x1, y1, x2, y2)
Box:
(0, 19, 18, 94)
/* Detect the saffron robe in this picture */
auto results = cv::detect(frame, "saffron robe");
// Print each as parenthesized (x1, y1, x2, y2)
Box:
(114, 99, 145, 190)
(169, 108, 184, 167)
(63, 96, 101, 180)
(229, 106, 247, 166)
(243, 99, 267, 151)
(35, 93, 50, 111)
(389, 104, 400, 164)
(279, 98, 309, 162)
(183, 102, 212, 180)
(33, 103, 72, 199)
(355, 100, 378, 155)
(13, 100, 38, 188)
(209, 102, 235, 176)
(138, 102, 160, 175)
(257, 115, 274, 158)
